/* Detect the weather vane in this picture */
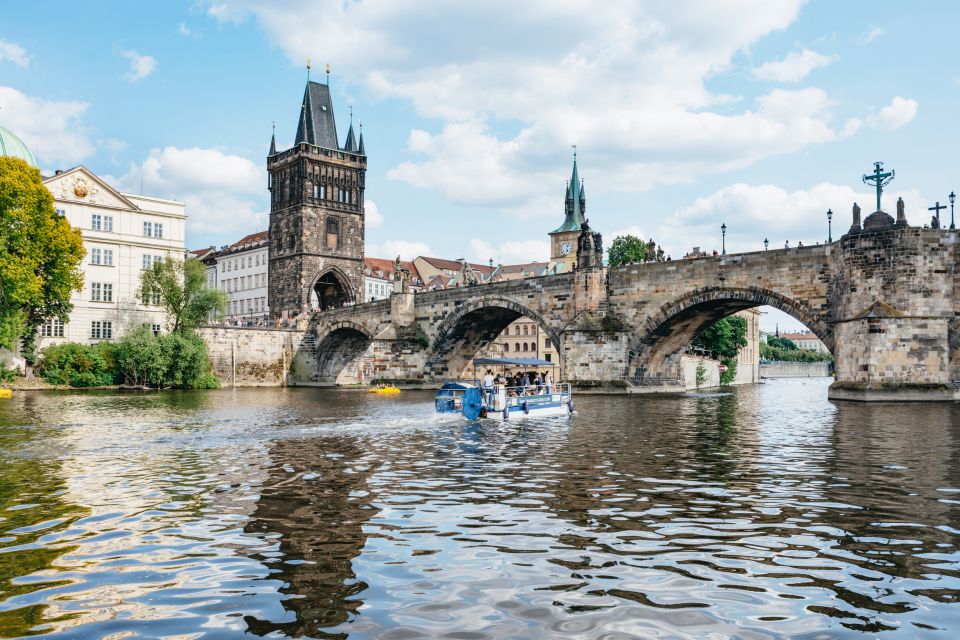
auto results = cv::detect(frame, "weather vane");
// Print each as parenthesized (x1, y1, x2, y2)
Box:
(862, 161, 894, 212)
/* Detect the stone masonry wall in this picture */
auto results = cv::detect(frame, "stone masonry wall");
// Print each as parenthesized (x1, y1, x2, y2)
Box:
(198, 327, 305, 387)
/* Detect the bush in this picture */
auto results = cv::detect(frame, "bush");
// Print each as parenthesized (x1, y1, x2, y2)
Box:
(39, 327, 219, 389)
(37, 341, 118, 387)
(719, 357, 738, 385)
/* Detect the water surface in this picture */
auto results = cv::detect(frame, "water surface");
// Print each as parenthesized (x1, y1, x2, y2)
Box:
(0, 379, 958, 638)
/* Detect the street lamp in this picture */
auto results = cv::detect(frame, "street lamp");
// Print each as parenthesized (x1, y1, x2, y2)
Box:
(763, 237, 769, 251)
(827, 209, 833, 243)
(951, 191, 956, 230)
(721, 223, 727, 255)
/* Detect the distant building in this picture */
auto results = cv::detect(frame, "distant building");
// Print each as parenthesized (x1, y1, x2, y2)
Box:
(548, 153, 586, 274)
(363, 257, 422, 302)
(778, 331, 828, 353)
(35, 166, 186, 346)
(208, 231, 270, 322)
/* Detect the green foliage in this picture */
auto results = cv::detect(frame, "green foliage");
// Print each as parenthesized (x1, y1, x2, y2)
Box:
(140, 257, 227, 334)
(112, 326, 219, 388)
(38, 328, 219, 389)
(0, 157, 86, 345)
(607, 235, 648, 267)
(37, 342, 118, 387)
(0, 366, 18, 383)
(719, 357, 738, 385)
(693, 316, 748, 360)
(766, 336, 797, 350)
(0, 309, 25, 352)
(695, 361, 706, 388)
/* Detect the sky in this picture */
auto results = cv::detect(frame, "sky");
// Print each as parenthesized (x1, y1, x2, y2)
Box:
(2, 1, 958, 332)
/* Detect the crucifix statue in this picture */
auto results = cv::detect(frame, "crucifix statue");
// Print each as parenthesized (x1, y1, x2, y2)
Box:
(929, 201, 946, 229)
(862, 161, 894, 212)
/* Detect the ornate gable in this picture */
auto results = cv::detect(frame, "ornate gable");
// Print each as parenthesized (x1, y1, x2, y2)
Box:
(44, 167, 139, 211)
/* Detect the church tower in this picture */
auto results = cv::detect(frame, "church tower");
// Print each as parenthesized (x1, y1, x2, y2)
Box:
(548, 151, 586, 273)
(268, 76, 366, 319)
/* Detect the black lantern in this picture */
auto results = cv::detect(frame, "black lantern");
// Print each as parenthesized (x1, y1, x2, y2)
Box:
(827, 208, 833, 243)
(763, 237, 769, 251)
(950, 191, 956, 230)
(721, 223, 727, 255)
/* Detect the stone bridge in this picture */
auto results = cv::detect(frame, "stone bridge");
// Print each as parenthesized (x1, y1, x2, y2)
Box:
(284, 226, 960, 401)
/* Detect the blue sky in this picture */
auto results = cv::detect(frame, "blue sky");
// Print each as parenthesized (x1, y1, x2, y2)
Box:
(2, 1, 957, 331)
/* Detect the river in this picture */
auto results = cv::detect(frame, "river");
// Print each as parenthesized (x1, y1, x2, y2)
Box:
(0, 379, 958, 638)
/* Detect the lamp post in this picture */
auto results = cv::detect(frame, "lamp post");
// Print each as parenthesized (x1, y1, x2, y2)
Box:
(951, 191, 956, 230)
(827, 208, 833, 243)
(763, 238, 769, 251)
(721, 223, 727, 255)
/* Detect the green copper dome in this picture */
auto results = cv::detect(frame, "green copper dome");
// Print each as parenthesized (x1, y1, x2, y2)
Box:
(0, 126, 37, 167)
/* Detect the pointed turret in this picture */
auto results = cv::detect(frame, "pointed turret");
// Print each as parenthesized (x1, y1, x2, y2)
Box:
(552, 152, 586, 233)
(294, 81, 339, 149)
(358, 130, 365, 156)
(343, 121, 357, 153)
(269, 124, 277, 156)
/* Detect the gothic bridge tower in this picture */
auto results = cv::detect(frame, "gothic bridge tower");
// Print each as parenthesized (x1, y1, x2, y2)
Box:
(268, 77, 366, 319)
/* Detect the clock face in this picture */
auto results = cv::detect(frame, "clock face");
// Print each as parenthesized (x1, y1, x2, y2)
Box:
(560, 242, 572, 256)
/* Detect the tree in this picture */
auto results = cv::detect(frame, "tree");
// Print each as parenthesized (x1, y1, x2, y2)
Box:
(607, 235, 648, 267)
(140, 257, 227, 334)
(0, 157, 85, 365)
(693, 316, 748, 360)
(767, 336, 797, 350)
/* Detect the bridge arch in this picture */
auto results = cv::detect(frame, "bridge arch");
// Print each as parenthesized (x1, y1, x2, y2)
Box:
(426, 297, 565, 380)
(629, 286, 833, 383)
(314, 320, 374, 385)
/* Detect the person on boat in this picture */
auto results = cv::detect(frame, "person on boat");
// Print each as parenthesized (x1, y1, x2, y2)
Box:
(481, 369, 495, 402)
(544, 371, 554, 394)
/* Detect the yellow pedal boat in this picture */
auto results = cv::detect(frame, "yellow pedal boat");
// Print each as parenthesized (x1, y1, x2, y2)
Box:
(0, 389, 12, 398)
(368, 386, 401, 395)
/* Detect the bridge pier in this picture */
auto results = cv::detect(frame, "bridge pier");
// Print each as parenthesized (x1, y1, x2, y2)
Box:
(828, 227, 957, 402)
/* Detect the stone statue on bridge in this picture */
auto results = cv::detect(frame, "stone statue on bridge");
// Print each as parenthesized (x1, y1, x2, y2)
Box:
(896, 197, 907, 227)
(576, 219, 604, 269)
(850, 202, 862, 232)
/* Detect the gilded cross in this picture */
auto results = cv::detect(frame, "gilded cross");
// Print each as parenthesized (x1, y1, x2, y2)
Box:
(862, 161, 894, 212)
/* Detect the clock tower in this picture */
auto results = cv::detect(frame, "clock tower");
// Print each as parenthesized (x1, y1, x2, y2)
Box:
(549, 152, 587, 273)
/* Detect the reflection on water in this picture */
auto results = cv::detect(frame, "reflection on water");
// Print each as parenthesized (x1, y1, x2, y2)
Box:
(0, 380, 959, 638)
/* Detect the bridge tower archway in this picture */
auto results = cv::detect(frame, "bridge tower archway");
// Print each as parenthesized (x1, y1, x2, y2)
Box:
(309, 267, 355, 312)
(629, 287, 833, 384)
(314, 320, 374, 385)
(426, 298, 565, 381)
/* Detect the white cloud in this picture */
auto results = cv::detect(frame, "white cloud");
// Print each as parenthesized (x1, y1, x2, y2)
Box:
(205, 0, 872, 215)
(365, 199, 384, 228)
(867, 96, 918, 130)
(117, 48, 157, 82)
(752, 48, 835, 82)
(367, 240, 432, 261)
(858, 26, 883, 44)
(0, 86, 94, 166)
(106, 147, 266, 242)
(178, 23, 191, 36)
(0, 40, 29, 67)
(467, 238, 550, 265)
(654, 182, 927, 259)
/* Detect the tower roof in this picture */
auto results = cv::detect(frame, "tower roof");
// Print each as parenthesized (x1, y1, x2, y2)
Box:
(0, 126, 37, 167)
(552, 154, 585, 233)
(294, 81, 339, 150)
(343, 121, 357, 153)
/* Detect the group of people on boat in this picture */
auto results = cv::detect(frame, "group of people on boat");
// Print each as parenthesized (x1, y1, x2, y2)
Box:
(480, 369, 554, 397)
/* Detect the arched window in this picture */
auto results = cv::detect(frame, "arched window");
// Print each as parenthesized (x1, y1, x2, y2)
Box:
(514, 343, 520, 352)
(523, 325, 529, 336)
(522, 342, 528, 351)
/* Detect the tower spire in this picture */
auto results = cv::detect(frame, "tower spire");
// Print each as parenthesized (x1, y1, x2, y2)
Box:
(307, 58, 311, 82)
(269, 120, 276, 156)
(358, 120, 365, 156)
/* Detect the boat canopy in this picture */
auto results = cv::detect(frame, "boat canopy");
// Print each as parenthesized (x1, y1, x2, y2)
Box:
(472, 357, 557, 367)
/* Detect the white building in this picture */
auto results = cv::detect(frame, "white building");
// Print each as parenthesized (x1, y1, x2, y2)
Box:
(198, 231, 270, 323)
(38, 167, 186, 346)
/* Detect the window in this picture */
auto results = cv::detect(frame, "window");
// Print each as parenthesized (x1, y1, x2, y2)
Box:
(143, 222, 164, 238)
(150, 323, 161, 336)
(93, 248, 114, 266)
(90, 321, 113, 340)
(514, 343, 520, 352)
(522, 342, 528, 351)
(91, 248, 102, 265)
(142, 286, 161, 306)
(104, 215, 114, 232)
(91, 214, 102, 231)
(544, 339, 551, 349)
(523, 325, 529, 336)
(103, 249, 113, 266)
(325, 217, 340, 250)
(55, 207, 66, 216)
(544, 353, 552, 362)
(91, 282, 114, 302)
(41, 318, 65, 338)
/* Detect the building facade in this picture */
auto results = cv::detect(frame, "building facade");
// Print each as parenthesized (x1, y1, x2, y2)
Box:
(778, 331, 829, 353)
(268, 79, 367, 318)
(39, 167, 186, 347)
(363, 257, 422, 302)
(210, 232, 270, 321)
